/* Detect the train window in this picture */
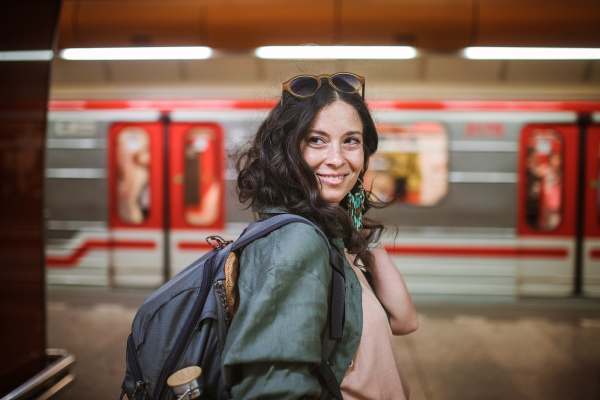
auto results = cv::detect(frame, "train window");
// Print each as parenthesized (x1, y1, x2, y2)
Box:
(365, 122, 448, 206)
(524, 129, 564, 231)
(184, 128, 220, 226)
(115, 128, 151, 224)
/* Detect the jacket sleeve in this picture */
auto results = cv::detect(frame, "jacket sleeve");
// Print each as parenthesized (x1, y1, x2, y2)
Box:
(222, 223, 331, 399)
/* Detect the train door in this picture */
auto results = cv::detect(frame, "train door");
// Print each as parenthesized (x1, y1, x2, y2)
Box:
(583, 125, 600, 297)
(108, 121, 225, 287)
(168, 123, 225, 277)
(517, 124, 580, 296)
(109, 122, 165, 287)
(516, 123, 600, 297)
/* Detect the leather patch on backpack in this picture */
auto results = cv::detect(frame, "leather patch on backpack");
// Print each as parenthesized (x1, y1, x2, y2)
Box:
(225, 251, 240, 317)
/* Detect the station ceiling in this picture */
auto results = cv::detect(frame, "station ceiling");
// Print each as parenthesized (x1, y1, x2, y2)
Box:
(57, 0, 600, 51)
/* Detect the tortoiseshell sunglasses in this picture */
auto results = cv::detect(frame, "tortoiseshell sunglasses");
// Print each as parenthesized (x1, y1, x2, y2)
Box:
(281, 72, 365, 105)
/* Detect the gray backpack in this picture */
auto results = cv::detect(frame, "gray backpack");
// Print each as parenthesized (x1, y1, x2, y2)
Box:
(120, 214, 346, 400)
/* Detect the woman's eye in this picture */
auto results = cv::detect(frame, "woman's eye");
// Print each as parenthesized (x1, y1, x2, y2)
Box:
(308, 136, 325, 145)
(346, 137, 362, 145)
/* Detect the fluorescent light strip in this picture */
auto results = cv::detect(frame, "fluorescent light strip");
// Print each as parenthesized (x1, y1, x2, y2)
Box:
(256, 46, 417, 60)
(0, 50, 54, 61)
(60, 47, 212, 60)
(463, 47, 600, 60)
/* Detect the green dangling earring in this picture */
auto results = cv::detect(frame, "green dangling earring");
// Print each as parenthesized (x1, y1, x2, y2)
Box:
(347, 178, 366, 231)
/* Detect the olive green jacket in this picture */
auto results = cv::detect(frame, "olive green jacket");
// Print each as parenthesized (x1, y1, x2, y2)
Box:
(222, 206, 362, 399)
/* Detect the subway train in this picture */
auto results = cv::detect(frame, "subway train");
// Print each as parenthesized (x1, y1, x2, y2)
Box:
(44, 99, 600, 298)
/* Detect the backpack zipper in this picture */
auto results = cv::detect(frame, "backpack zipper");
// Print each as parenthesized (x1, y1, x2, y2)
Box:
(126, 334, 148, 398)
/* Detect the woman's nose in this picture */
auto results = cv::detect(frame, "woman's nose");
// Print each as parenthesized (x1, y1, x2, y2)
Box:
(325, 144, 345, 168)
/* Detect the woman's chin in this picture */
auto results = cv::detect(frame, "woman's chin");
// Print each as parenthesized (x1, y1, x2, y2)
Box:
(322, 191, 346, 205)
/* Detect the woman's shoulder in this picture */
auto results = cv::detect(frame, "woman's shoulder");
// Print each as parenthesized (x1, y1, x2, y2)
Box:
(272, 221, 330, 257)
(245, 221, 332, 281)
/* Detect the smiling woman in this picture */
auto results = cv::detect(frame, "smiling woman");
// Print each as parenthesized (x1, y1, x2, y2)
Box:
(225, 73, 418, 399)
(301, 101, 365, 204)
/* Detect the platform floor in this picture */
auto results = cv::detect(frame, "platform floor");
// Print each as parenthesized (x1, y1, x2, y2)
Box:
(46, 287, 600, 400)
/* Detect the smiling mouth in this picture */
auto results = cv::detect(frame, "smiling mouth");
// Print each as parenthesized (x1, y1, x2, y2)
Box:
(317, 174, 348, 185)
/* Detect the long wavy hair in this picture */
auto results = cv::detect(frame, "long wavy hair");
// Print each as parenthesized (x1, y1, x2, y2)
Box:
(236, 78, 385, 271)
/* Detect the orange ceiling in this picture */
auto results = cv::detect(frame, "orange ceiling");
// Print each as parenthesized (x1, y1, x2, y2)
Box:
(57, 0, 600, 51)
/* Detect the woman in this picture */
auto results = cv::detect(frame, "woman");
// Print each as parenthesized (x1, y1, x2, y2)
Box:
(222, 73, 418, 399)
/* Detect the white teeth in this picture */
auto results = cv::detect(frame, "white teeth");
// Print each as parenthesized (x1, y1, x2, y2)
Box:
(320, 175, 344, 181)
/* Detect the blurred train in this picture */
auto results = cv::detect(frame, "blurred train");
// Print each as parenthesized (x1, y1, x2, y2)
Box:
(44, 99, 600, 298)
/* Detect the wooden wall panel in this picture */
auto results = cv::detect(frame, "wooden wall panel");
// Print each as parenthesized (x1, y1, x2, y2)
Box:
(206, 0, 335, 49)
(341, 0, 473, 50)
(477, 0, 600, 47)
(0, 0, 61, 396)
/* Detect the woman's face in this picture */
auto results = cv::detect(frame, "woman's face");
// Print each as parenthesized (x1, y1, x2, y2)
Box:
(301, 100, 365, 204)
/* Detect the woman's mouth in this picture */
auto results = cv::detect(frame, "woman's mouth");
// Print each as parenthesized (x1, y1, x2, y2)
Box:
(317, 174, 347, 186)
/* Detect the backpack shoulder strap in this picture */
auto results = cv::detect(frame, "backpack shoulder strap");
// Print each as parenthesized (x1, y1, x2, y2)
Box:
(233, 214, 336, 261)
(315, 263, 346, 400)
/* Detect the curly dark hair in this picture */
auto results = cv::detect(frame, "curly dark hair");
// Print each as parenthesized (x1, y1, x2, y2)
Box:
(235, 77, 386, 271)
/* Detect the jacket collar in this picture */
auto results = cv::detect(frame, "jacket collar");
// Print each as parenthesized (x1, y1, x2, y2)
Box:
(252, 204, 289, 215)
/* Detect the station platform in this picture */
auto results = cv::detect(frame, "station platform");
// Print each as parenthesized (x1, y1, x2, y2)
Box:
(46, 286, 600, 400)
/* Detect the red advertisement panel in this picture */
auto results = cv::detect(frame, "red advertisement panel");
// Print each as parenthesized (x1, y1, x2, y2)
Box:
(518, 124, 579, 237)
(584, 125, 600, 238)
(169, 123, 225, 230)
(108, 122, 164, 229)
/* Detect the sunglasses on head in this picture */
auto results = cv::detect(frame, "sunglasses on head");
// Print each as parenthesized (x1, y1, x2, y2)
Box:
(281, 73, 365, 105)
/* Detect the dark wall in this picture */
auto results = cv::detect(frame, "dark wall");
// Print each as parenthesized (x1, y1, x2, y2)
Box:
(0, 1, 61, 396)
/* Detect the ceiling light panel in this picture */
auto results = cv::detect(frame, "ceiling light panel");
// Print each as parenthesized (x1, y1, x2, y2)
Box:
(255, 46, 417, 60)
(60, 47, 213, 60)
(463, 47, 600, 60)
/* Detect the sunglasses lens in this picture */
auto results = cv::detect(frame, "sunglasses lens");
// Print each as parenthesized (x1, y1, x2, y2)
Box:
(289, 77, 320, 97)
(331, 74, 361, 92)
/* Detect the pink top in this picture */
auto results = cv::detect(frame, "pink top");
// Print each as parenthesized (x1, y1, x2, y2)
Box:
(340, 264, 409, 400)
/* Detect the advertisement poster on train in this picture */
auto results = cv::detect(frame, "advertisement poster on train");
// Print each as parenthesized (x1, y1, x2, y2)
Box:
(364, 122, 448, 206)
(524, 129, 564, 231)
